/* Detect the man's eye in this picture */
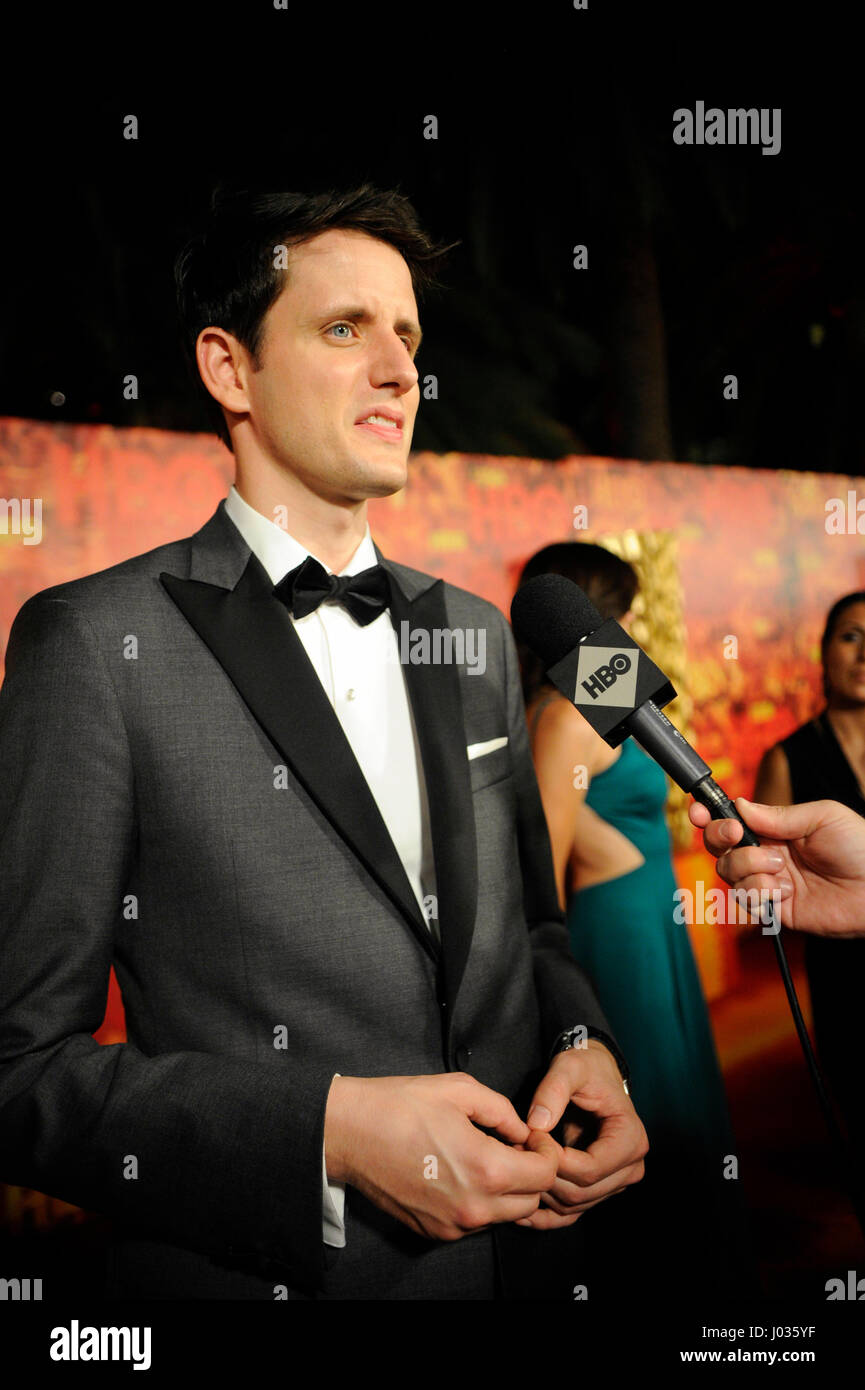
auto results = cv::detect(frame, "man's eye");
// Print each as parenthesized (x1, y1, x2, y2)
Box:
(328, 323, 354, 339)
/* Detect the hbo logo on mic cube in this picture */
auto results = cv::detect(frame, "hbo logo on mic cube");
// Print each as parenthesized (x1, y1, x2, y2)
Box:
(574, 647, 639, 707)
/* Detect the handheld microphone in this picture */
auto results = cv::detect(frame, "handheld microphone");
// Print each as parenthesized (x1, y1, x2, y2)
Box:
(510, 572, 759, 842)
(512, 571, 865, 1242)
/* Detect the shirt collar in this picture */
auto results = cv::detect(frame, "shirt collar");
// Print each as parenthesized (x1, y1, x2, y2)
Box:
(224, 484, 378, 586)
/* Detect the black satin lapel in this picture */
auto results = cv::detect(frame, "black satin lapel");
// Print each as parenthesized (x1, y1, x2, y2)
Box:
(387, 576, 479, 1009)
(160, 558, 434, 960)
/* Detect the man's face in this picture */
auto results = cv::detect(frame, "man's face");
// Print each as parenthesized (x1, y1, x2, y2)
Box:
(240, 228, 422, 503)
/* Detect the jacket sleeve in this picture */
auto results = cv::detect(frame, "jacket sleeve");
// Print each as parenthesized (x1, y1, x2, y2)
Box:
(0, 594, 335, 1291)
(497, 606, 629, 1079)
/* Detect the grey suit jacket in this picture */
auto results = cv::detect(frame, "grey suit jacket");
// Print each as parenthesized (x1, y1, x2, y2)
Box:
(0, 500, 622, 1300)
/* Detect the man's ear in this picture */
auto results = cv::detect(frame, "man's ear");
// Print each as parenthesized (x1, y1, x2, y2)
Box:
(196, 327, 253, 416)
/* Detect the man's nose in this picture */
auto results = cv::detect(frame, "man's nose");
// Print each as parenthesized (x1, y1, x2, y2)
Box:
(370, 333, 419, 394)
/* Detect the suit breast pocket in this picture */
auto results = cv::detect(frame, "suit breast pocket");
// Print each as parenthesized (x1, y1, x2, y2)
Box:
(468, 743, 513, 793)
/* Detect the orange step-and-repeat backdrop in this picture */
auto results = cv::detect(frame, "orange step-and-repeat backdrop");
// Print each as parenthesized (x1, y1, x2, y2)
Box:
(3, 415, 865, 1024)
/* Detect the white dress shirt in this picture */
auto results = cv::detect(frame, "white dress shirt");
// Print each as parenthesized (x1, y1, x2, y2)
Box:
(223, 486, 437, 1248)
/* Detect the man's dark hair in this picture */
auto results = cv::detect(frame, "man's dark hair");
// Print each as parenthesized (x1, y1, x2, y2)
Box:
(174, 184, 454, 451)
(515, 541, 640, 706)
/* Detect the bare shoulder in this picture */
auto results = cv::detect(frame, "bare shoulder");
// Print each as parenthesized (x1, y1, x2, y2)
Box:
(758, 743, 789, 771)
(530, 693, 607, 769)
(754, 742, 793, 803)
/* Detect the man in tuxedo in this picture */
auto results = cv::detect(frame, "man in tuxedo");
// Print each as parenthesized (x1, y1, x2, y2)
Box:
(0, 185, 646, 1300)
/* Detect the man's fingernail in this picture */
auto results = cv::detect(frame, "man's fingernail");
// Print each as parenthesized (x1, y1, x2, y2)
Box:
(527, 1105, 552, 1128)
(777, 878, 793, 896)
(766, 853, 785, 868)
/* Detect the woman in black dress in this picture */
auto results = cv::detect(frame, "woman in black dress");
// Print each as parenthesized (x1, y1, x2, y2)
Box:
(755, 590, 865, 1160)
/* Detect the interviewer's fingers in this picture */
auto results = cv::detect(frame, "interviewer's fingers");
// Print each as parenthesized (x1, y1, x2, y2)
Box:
(689, 804, 746, 852)
(690, 799, 793, 864)
(732, 796, 828, 839)
(693, 796, 831, 856)
(716, 864, 794, 901)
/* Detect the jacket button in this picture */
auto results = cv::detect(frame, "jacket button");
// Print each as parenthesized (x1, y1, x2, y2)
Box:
(455, 1045, 472, 1070)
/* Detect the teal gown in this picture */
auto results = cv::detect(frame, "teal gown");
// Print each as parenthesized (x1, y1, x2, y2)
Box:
(567, 738, 755, 1299)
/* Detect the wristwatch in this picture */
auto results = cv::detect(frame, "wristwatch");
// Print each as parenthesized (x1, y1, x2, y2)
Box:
(552, 1025, 630, 1096)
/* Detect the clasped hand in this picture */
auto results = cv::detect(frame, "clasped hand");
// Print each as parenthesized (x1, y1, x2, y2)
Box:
(325, 1042, 647, 1241)
(516, 1039, 647, 1229)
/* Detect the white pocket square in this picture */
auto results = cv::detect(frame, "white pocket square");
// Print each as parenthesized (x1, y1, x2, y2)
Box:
(466, 736, 508, 761)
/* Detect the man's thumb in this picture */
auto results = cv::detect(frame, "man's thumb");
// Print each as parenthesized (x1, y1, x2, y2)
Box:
(735, 796, 813, 840)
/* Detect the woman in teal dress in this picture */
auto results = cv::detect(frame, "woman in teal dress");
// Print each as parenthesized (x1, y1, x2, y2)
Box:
(516, 541, 754, 1300)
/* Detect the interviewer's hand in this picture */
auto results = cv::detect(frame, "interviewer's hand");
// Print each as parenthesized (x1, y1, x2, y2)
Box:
(324, 1073, 563, 1241)
(689, 796, 865, 937)
(516, 1040, 648, 1230)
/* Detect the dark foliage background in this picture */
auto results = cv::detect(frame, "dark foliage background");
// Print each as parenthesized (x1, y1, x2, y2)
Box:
(2, 3, 861, 471)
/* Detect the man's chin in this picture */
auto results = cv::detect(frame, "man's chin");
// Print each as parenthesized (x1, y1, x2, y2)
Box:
(348, 458, 409, 500)
(363, 475, 408, 499)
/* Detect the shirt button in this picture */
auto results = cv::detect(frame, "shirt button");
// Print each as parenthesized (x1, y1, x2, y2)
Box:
(346, 688, 357, 701)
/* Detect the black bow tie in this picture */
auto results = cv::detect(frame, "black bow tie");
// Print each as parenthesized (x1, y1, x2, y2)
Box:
(273, 555, 390, 627)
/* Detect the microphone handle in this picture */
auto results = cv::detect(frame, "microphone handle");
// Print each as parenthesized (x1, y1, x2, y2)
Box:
(690, 775, 762, 848)
(624, 702, 762, 847)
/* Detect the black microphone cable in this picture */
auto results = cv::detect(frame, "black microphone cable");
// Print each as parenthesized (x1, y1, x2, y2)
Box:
(693, 789, 865, 1245)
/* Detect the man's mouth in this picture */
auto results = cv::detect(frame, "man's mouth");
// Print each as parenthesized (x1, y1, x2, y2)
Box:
(356, 412, 404, 441)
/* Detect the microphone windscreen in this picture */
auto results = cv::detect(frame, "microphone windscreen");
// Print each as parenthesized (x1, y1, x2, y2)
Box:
(510, 574, 603, 667)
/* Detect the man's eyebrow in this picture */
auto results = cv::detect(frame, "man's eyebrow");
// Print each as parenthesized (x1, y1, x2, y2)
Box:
(314, 306, 423, 348)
